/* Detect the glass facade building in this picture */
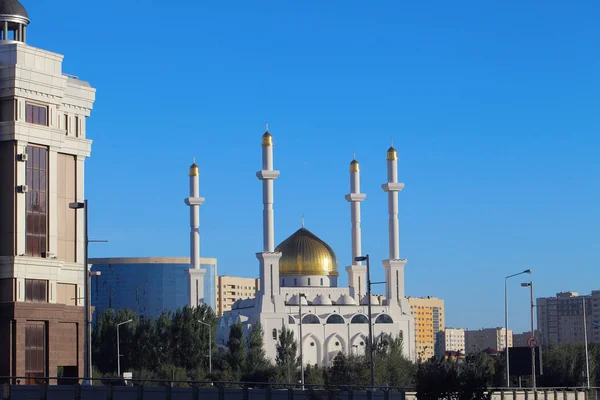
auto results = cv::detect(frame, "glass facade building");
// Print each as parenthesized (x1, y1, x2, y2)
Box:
(90, 257, 217, 320)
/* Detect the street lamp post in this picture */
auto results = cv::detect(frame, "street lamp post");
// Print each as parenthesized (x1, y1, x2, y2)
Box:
(504, 269, 531, 387)
(298, 293, 307, 390)
(521, 282, 536, 390)
(583, 297, 590, 389)
(116, 319, 133, 377)
(355, 254, 375, 390)
(197, 320, 212, 375)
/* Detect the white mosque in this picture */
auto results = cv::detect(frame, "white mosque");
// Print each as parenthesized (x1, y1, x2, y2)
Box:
(213, 129, 416, 365)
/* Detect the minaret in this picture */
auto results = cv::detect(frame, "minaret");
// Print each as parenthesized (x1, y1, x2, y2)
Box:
(185, 161, 206, 307)
(381, 145, 407, 308)
(345, 158, 367, 300)
(255, 126, 283, 312)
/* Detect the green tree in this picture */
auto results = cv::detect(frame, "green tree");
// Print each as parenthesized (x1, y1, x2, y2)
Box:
(227, 322, 247, 375)
(247, 323, 267, 371)
(374, 333, 416, 387)
(275, 327, 299, 383)
(92, 309, 138, 374)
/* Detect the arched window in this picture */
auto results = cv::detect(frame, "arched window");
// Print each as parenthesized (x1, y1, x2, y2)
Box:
(320, 278, 323, 286)
(326, 314, 345, 324)
(375, 314, 393, 324)
(272, 329, 278, 340)
(294, 278, 297, 286)
(308, 278, 311, 286)
(302, 314, 320, 324)
(289, 316, 295, 324)
(351, 314, 369, 324)
(281, 278, 285, 286)
(399, 330, 404, 341)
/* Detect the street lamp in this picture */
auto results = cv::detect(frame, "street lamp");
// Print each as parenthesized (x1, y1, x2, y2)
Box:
(70, 200, 106, 384)
(197, 320, 212, 375)
(582, 297, 590, 388)
(355, 254, 375, 390)
(298, 293, 307, 390)
(116, 319, 133, 377)
(520, 282, 536, 390)
(505, 269, 531, 387)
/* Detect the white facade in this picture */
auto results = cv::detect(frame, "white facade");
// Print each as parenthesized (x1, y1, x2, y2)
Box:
(438, 328, 466, 354)
(216, 132, 416, 365)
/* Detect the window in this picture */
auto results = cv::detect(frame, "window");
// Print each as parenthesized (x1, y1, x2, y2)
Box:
(351, 314, 369, 324)
(326, 314, 345, 324)
(375, 314, 394, 324)
(308, 278, 311, 286)
(64, 114, 68, 134)
(25, 146, 48, 257)
(25, 103, 48, 126)
(320, 278, 323, 286)
(302, 314, 320, 324)
(75, 116, 79, 137)
(294, 278, 297, 286)
(25, 323, 46, 384)
(281, 278, 285, 287)
(25, 279, 48, 303)
(288, 316, 295, 324)
(272, 329, 278, 340)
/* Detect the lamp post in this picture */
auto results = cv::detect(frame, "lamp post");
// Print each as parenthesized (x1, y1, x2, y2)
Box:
(583, 297, 590, 389)
(197, 320, 212, 375)
(70, 200, 106, 384)
(355, 254, 375, 390)
(520, 282, 536, 390)
(116, 319, 133, 377)
(298, 293, 306, 390)
(505, 269, 531, 387)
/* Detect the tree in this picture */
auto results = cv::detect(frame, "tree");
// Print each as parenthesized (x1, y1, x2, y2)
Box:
(227, 323, 247, 375)
(275, 327, 299, 383)
(247, 323, 267, 372)
(374, 333, 416, 387)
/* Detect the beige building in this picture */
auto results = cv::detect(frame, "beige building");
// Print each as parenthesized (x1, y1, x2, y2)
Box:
(465, 327, 512, 354)
(537, 291, 600, 346)
(513, 331, 533, 347)
(437, 328, 466, 355)
(217, 276, 259, 316)
(407, 296, 444, 361)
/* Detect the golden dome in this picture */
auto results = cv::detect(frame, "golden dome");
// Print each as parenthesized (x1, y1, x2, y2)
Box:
(262, 131, 273, 147)
(350, 159, 359, 173)
(387, 146, 398, 161)
(189, 163, 199, 177)
(276, 227, 338, 277)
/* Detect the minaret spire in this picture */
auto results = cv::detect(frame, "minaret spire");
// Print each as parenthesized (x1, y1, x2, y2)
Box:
(345, 157, 367, 300)
(185, 161, 206, 307)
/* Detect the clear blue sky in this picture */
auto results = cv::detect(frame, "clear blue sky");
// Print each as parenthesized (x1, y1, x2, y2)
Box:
(28, 1, 600, 333)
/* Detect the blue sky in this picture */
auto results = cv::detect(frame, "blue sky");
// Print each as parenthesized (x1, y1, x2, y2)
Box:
(28, 1, 599, 333)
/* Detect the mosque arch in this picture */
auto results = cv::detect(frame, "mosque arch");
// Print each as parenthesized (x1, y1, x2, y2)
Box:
(375, 314, 393, 324)
(302, 314, 321, 324)
(326, 314, 345, 324)
(289, 315, 296, 324)
(351, 314, 369, 324)
(302, 334, 321, 365)
(325, 333, 346, 363)
(350, 333, 367, 356)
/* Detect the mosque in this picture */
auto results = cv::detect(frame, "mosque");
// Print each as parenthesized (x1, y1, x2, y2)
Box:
(215, 129, 416, 365)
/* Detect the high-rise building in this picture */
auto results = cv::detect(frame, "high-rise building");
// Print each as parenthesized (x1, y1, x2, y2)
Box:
(90, 257, 217, 319)
(437, 328, 466, 355)
(407, 296, 445, 361)
(216, 276, 259, 316)
(513, 331, 534, 347)
(465, 328, 512, 354)
(0, 0, 96, 382)
(537, 291, 600, 346)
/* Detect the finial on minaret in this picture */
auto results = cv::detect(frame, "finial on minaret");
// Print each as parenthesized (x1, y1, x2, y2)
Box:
(391, 138, 394, 147)
(193, 156, 196, 164)
(266, 123, 269, 132)
(353, 151, 356, 160)
(302, 214, 305, 228)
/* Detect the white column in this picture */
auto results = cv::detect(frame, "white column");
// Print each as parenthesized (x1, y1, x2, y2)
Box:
(185, 162, 205, 307)
(345, 159, 366, 300)
(381, 146, 407, 306)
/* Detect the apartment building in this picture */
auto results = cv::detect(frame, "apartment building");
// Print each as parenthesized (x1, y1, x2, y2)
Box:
(407, 296, 444, 361)
(217, 276, 259, 316)
(465, 327, 512, 354)
(537, 291, 600, 346)
(437, 328, 466, 355)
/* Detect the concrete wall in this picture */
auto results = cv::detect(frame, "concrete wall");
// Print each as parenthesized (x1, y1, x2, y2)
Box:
(3, 386, 594, 400)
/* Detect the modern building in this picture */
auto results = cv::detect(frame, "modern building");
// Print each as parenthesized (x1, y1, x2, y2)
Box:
(217, 129, 416, 366)
(465, 327, 512, 354)
(407, 296, 444, 361)
(216, 276, 259, 317)
(537, 291, 600, 346)
(0, 0, 96, 382)
(513, 331, 534, 347)
(90, 257, 217, 319)
(437, 328, 466, 355)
